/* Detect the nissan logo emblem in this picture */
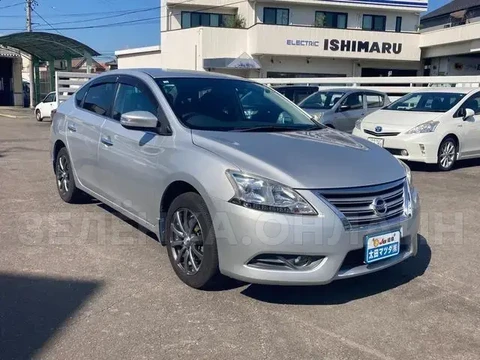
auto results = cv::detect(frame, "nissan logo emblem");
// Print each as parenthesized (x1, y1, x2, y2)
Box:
(375, 126, 382, 133)
(371, 197, 388, 216)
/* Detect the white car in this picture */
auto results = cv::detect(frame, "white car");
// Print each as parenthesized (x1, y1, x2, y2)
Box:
(353, 88, 480, 171)
(35, 91, 58, 122)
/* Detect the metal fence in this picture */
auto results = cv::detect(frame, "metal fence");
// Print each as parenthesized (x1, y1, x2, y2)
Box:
(54, 72, 480, 106)
(254, 75, 480, 96)
(55, 71, 97, 107)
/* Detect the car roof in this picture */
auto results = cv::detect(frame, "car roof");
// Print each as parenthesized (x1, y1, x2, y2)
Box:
(411, 87, 478, 94)
(104, 68, 246, 81)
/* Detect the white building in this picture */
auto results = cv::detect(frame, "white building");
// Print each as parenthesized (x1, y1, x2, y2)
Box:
(114, 0, 480, 79)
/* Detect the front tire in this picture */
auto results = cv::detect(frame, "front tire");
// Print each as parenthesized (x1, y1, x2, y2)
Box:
(35, 110, 43, 122)
(165, 192, 222, 289)
(437, 137, 457, 171)
(55, 147, 83, 203)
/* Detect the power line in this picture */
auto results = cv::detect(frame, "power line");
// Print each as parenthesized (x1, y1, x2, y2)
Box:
(32, 7, 63, 35)
(32, 6, 160, 26)
(0, 1, 23, 10)
(1, 0, 247, 31)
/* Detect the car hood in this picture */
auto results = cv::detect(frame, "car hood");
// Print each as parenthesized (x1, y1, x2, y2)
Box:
(362, 110, 442, 132)
(192, 129, 405, 189)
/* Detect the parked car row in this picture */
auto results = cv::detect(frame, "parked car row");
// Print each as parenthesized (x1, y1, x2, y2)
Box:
(274, 84, 480, 171)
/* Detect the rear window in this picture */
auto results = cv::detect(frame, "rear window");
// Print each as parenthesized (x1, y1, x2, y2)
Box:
(82, 83, 116, 116)
(385, 92, 465, 112)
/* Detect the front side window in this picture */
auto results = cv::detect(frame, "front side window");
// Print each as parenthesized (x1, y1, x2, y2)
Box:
(315, 11, 347, 29)
(263, 7, 289, 25)
(299, 91, 345, 110)
(82, 82, 116, 116)
(385, 92, 466, 112)
(460, 94, 480, 115)
(43, 93, 55, 103)
(362, 15, 386, 31)
(112, 83, 158, 121)
(365, 93, 384, 108)
(341, 93, 364, 110)
(181, 12, 234, 28)
(155, 77, 319, 131)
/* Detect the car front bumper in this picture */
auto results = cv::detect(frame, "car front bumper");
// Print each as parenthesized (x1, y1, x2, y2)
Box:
(352, 128, 440, 164)
(211, 187, 420, 285)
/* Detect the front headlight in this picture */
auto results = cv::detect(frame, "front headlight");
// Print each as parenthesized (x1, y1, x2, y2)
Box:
(398, 159, 412, 186)
(226, 170, 317, 215)
(405, 121, 439, 134)
(355, 118, 363, 130)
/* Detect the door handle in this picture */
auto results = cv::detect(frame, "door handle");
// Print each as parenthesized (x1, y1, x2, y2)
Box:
(101, 135, 113, 146)
(67, 123, 76, 132)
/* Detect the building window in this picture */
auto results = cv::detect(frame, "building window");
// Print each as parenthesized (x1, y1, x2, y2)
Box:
(362, 15, 386, 31)
(315, 11, 347, 29)
(181, 12, 235, 28)
(263, 7, 289, 25)
(395, 16, 402, 32)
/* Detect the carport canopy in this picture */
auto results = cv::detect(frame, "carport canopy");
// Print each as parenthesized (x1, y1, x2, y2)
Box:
(0, 31, 100, 60)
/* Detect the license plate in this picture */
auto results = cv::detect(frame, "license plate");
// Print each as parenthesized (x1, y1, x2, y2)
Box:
(368, 137, 384, 147)
(365, 230, 401, 264)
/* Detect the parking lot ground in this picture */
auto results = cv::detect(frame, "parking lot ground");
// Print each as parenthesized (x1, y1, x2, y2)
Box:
(1, 112, 480, 360)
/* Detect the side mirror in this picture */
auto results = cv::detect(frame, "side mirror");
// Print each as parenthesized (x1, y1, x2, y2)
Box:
(339, 104, 350, 112)
(463, 108, 475, 120)
(120, 111, 158, 129)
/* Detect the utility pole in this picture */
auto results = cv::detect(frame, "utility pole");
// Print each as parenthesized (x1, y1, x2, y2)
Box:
(26, 0, 34, 108)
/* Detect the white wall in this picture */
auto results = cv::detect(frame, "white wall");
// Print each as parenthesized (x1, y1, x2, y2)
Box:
(161, 28, 203, 70)
(117, 52, 163, 69)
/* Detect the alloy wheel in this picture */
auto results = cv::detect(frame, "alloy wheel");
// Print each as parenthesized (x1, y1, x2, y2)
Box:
(56, 155, 70, 194)
(439, 141, 455, 169)
(170, 209, 204, 275)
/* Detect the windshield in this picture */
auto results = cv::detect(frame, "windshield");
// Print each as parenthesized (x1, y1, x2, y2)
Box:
(298, 91, 345, 110)
(155, 77, 319, 131)
(384, 92, 465, 113)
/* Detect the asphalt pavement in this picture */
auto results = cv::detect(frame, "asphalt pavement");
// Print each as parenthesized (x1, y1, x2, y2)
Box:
(1, 113, 479, 360)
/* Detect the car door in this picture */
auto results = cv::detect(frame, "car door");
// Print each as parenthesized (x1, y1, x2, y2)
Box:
(97, 75, 165, 223)
(65, 76, 117, 194)
(40, 92, 54, 118)
(457, 92, 480, 157)
(333, 92, 365, 132)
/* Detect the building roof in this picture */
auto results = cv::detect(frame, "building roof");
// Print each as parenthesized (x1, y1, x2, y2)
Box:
(0, 32, 99, 60)
(0, 47, 20, 57)
(115, 45, 161, 56)
(422, 0, 480, 20)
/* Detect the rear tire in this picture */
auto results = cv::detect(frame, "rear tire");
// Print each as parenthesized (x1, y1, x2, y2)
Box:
(55, 147, 84, 203)
(35, 110, 43, 122)
(437, 137, 457, 171)
(165, 192, 223, 289)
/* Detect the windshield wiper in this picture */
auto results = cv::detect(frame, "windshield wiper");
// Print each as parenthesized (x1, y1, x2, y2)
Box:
(232, 125, 324, 132)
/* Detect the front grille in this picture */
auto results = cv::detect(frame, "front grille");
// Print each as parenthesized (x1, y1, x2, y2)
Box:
(316, 178, 406, 229)
(364, 129, 400, 137)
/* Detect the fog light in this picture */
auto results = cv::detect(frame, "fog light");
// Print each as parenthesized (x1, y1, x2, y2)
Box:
(293, 256, 310, 267)
(419, 144, 425, 154)
(401, 149, 409, 156)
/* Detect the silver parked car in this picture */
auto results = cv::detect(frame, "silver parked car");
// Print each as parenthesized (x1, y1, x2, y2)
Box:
(50, 69, 419, 289)
(299, 88, 390, 133)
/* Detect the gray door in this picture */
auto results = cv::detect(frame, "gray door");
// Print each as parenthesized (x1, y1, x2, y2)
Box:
(334, 92, 365, 132)
(66, 78, 116, 194)
(97, 76, 165, 224)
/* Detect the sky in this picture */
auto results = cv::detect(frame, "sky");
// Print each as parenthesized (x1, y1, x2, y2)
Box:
(0, 0, 452, 59)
